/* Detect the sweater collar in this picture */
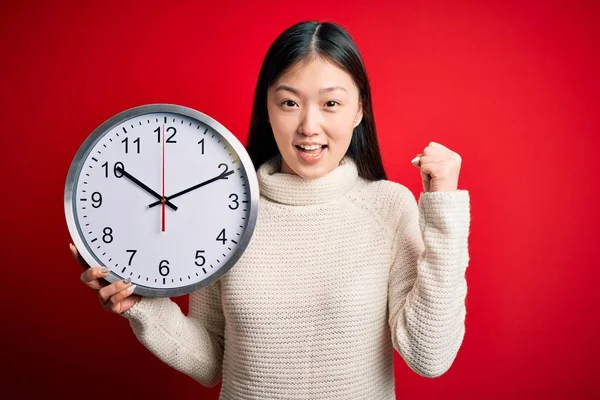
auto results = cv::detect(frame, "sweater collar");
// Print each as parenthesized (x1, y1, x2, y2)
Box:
(257, 154, 359, 206)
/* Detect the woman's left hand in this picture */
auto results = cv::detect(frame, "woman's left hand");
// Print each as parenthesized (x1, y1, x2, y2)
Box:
(411, 141, 462, 193)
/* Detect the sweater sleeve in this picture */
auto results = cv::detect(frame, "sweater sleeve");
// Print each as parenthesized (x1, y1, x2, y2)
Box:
(119, 278, 226, 387)
(387, 188, 471, 378)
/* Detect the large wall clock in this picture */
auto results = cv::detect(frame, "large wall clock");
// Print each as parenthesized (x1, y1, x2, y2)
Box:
(64, 104, 259, 297)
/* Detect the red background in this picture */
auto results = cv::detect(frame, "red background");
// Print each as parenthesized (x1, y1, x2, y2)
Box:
(1, 0, 598, 398)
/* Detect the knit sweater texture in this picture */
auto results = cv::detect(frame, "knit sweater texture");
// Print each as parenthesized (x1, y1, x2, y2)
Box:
(121, 154, 471, 399)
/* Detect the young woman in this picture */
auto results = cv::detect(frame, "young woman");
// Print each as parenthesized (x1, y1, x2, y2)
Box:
(73, 21, 470, 399)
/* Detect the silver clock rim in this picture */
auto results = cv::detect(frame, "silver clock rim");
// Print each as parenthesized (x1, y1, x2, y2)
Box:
(64, 103, 260, 298)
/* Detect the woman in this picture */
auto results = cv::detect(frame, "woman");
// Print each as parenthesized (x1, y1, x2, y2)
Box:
(72, 21, 470, 399)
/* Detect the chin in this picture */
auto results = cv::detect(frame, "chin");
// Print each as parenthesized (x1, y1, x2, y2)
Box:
(293, 163, 335, 180)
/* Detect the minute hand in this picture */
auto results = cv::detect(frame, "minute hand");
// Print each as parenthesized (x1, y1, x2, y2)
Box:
(148, 170, 235, 208)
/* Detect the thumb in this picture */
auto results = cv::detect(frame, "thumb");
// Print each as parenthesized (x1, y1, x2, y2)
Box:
(411, 155, 422, 168)
(411, 155, 430, 192)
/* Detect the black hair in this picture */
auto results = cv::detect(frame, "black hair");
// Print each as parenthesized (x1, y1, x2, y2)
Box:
(246, 21, 387, 181)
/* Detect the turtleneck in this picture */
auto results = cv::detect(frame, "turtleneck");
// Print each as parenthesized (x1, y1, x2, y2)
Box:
(257, 154, 359, 206)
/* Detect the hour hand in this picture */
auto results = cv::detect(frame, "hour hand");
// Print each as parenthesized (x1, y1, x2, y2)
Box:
(148, 168, 234, 208)
(115, 166, 178, 211)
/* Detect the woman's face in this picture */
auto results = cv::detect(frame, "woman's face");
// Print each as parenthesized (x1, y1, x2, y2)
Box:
(267, 56, 363, 179)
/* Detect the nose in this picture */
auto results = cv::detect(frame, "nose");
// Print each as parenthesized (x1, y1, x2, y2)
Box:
(298, 104, 321, 136)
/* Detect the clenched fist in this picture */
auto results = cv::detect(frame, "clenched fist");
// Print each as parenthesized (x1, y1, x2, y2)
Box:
(411, 141, 462, 193)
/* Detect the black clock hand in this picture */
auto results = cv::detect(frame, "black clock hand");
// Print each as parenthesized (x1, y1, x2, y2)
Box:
(115, 166, 178, 211)
(148, 169, 234, 208)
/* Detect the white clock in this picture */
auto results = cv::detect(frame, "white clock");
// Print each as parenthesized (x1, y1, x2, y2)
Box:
(64, 104, 259, 297)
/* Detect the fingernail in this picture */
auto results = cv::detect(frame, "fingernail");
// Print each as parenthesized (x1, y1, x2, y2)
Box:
(411, 156, 421, 165)
(123, 278, 132, 284)
(100, 267, 111, 273)
(127, 284, 137, 292)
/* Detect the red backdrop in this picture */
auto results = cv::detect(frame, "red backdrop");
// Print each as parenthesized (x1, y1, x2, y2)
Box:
(1, 0, 598, 398)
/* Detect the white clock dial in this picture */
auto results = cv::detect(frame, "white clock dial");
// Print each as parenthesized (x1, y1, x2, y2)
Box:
(65, 104, 259, 297)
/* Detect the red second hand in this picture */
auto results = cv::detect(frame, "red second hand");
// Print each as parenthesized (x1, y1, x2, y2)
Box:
(161, 123, 166, 232)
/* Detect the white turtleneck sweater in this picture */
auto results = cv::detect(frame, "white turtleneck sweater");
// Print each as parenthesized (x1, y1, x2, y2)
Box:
(121, 155, 471, 399)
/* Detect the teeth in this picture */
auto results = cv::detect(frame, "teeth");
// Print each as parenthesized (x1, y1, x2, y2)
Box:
(299, 144, 324, 150)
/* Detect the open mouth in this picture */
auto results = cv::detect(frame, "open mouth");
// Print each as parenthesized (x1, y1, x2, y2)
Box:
(295, 144, 328, 153)
(294, 144, 328, 161)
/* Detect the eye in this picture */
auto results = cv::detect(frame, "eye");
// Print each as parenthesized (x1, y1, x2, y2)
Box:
(325, 100, 339, 108)
(281, 100, 298, 107)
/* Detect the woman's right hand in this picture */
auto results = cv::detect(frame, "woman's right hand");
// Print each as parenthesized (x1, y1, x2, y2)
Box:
(70, 243, 141, 314)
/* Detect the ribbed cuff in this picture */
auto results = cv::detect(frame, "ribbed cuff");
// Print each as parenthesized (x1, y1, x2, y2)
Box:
(418, 190, 471, 237)
(120, 296, 173, 321)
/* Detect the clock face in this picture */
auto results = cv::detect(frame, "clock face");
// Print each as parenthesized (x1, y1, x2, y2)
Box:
(64, 104, 259, 297)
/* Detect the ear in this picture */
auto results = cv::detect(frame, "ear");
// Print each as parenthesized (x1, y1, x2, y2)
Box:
(353, 101, 363, 128)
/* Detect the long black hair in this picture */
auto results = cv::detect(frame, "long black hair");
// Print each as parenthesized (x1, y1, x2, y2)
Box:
(246, 21, 387, 181)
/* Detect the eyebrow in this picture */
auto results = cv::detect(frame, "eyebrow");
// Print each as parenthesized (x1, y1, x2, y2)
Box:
(274, 85, 347, 95)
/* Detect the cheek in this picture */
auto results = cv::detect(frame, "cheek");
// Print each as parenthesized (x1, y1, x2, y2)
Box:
(269, 122, 298, 157)
(270, 118, 295, 142)
(325, 116, 355, 145)
(270, 112, 301, 141)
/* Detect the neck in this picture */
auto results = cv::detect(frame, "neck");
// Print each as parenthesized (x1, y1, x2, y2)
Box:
(257, 154, 359, 206)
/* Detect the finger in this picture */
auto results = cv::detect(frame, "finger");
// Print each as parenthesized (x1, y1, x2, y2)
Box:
(412, 153, 443, 167)
(107, 285, 137, 310)
(422, 145, 448, 157)
(411, 153, 424, 167)
(80, 266, 111, 290)
(98, 278, 132, 304)
(419, 155, 445, 165)
(428, 141, 447, 149)
(69, 243, 90, 268)
(68, 243, 78, 261)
